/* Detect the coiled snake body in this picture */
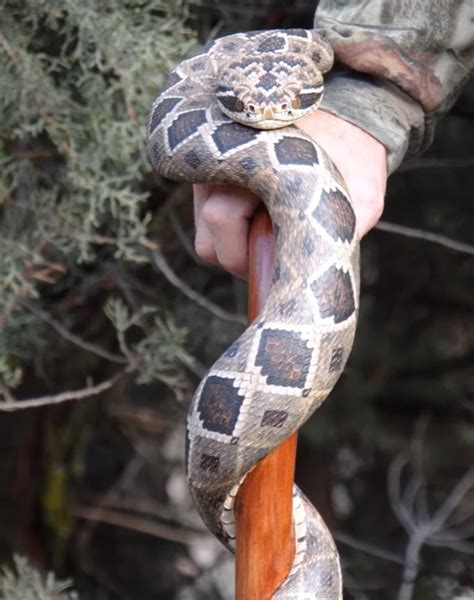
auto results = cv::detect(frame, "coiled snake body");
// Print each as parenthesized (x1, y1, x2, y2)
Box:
(148, 29, 360, 599)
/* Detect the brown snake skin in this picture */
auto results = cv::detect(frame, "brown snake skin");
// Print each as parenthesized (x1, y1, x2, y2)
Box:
(147, 29, 360, 599)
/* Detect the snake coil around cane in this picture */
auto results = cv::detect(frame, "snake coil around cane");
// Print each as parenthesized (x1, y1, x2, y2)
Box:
(147, 29, 360, 599)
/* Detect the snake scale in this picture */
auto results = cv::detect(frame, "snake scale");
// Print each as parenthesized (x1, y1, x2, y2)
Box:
(147, 29, 360, 599)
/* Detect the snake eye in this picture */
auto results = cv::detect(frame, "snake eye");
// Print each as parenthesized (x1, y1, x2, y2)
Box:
(291, 98, 301, 109)
(218, 95, 245, 113)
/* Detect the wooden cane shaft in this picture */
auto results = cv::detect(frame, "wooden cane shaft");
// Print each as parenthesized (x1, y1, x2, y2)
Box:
(235, 205, 297, 600)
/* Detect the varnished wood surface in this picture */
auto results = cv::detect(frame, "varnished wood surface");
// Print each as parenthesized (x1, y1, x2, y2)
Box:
(235, 206, 297, 600)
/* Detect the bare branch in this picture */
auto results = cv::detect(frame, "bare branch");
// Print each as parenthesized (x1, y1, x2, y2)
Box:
(388, 455, 417, 533)
(151, 249, 246, 325)
(23, 300, 127, 364)
(430, 466, 474, 530)
(334, 531, 404, 565)
(391, 454, 474, 600)
(375, 220, 474, 256)
(0, 371, 124, 411)
(166, 201, 207, 266)
(73, 504, 206, 545)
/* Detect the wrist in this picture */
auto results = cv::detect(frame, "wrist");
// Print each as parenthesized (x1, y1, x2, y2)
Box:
(296, 110, 387, 237)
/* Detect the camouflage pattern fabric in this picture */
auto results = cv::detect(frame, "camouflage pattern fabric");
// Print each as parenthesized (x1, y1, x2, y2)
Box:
(314, 0, 474, 172)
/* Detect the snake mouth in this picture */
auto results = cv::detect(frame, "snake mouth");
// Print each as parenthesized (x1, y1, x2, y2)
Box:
(248, 118, 294, 130)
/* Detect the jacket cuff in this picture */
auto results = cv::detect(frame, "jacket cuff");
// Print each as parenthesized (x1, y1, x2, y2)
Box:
(320, 71, 426, 173)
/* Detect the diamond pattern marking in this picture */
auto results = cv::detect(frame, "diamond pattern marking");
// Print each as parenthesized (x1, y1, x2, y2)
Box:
(161, 71, 183, 93)
(259, 72, 278, 90)
(257, 35, 286, 53)
(149, 97, 182, 134)
(184, 149, 201, 169)
(167, 109, 207, 151)
(197, 375, 244, 436)
(274, 137, 319, 166)
(261, 409, 289, 428)
(311, 266, 355, 324)
(329, 347, 344, 372)
(255, 328, 312, 388)
(212, 122, 258, 155)
(313, 188, 356, 242)
(200, 454, 220, 473)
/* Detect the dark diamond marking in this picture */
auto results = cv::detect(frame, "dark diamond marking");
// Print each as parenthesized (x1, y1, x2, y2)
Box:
(282, 57, 306, 68)
(191, 59, 207, 72)
(212, 122, 257, 154)
(330, 347, 344, 372)
(256, 329, 311, 388)
(239, 156, 258, 173)
(200, 453, 220, 473)
(259, 72, 278, 90)
(258, 35, 286, 53)
(311, 266, 355, 323)
(149, 97, 182, 133)
(231, 57, 256, 69)
(274, 137, 319, 166)
(184, 149, 201, 169)
(313, 188, 356, 242)
(167, 109, 207, 150)
(198, 375, 244, 435)
(261, 410, 288, 428)
(161, 71, 183, 92)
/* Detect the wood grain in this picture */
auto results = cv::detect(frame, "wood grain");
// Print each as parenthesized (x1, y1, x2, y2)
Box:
(235, 205, 297, 600)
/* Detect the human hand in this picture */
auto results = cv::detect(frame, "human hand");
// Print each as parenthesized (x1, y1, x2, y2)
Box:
(193, 110, 387, 279)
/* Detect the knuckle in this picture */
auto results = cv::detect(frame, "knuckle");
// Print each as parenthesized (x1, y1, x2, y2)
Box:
(200, 198, 229, 229)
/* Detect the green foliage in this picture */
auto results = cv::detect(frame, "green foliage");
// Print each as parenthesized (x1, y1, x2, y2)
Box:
(104, 297, 190, 386)
(0, 1, 197, 393)
(0, 555, 76, 600)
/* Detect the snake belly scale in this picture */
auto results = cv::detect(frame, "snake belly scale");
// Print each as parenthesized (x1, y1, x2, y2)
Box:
(147, 29, 360, 599)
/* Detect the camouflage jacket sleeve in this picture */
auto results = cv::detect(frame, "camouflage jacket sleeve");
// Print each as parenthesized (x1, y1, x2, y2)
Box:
(313, 0, 474, 172)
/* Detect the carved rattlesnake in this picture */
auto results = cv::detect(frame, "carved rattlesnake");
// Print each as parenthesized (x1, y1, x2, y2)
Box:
(147, 29, 360, 599)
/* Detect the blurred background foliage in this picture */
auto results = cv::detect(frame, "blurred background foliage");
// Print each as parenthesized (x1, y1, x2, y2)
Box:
(0, 1, 473, 599)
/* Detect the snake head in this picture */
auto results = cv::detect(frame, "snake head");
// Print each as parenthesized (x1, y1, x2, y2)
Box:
(216, 54, 326, 130)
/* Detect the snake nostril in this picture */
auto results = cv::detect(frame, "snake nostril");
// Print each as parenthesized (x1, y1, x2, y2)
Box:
(247, 104, 255, 112)
(281, 103, 288, 111)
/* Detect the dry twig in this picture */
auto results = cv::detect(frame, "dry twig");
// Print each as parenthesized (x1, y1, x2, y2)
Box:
(375, 220, 474, 256)
(23, 300, 127, 364)
(388, 455, 474, 600)
(0, 371, 124, 411)
(151, 249, 246, 325)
